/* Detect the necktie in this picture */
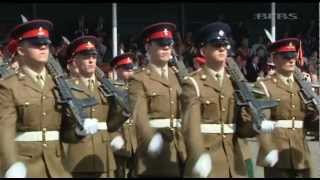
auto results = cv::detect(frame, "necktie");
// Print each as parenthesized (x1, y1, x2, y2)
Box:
(36, 75, 45, 89)
(287, 78, 293, 89)
(88, 79, 95, 92)
(216, 73, 222, 87)
(161, 67, 167, 80)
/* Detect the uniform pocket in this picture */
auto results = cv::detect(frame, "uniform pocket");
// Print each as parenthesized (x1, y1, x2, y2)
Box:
(200, 97, 218, 121)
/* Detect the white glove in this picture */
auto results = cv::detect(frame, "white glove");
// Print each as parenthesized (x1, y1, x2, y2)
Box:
(147, 133, 163, 156)
(110, 135, 125, 151)
(76, 118, 99, 136)
(5, 161, 27, 178)
(193, 153, 212, 178)
(265, 149, 279, 167)
(255, 120, 276, 133)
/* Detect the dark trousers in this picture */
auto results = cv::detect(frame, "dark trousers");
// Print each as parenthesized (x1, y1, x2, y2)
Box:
(264, 167, 311, 178)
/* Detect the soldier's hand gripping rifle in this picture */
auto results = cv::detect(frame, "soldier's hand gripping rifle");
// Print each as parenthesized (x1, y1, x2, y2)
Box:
(168, 50, 189, 84)
(95, 66, 131, 115)
(226, 57, 279, 131)
(46, 56, 98, 131)
(294, 67, 320, 113)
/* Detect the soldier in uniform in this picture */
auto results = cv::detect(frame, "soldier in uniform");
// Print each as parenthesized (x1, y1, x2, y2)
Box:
(128, 22, 187, 177)
(60, 35, 128, 178)
(180, 22, 275, 178)
(255, 38, 317, 178)
(0, 19, 100, 178)
(110, 53, 137, 178)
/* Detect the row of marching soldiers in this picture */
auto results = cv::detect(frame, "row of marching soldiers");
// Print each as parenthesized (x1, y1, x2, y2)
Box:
(0, 15, 318, 178)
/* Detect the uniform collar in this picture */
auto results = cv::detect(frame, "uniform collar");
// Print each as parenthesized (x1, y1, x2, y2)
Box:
(207, 67, 224, 81)
(149, 63, 168, 79)
(21, 65, 46, 83)
(79, 74, 96, 87)
(277, 72, 294, 86)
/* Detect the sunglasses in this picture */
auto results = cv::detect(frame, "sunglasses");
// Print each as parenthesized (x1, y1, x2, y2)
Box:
(152, 39, 174, 47)
(277, 52, 297, 60)
(208, 41, 229, 48)
(26, 38, 52, 47)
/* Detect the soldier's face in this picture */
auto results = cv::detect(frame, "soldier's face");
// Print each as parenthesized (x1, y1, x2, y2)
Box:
(18, 41, 49, 63)
(274, 53, 296, 73)
(147, 41, 173, 63)
(74, 53, 97, 78)
(117, 67, 134, 81)
(201, 43, 228, 63)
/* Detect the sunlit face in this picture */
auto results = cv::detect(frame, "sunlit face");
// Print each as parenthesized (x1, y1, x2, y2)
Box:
(145, 40, 174, 64)
(201, 43, 228, 63)
(19, 41, 50, 64)
(274, 52, 297, 73)
(74, 52, 97, 78)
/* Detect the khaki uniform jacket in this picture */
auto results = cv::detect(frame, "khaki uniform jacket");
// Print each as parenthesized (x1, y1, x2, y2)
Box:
(181, 65, 253, 178)
(128, 64, 187, 177)
(255, 73, 314, 169)
(60, 77, 126, 176)
(0, 69, 71, 178)
(112, 81, 137, 158)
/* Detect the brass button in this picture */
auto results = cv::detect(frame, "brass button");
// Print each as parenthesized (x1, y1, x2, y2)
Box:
(290, 93, 294, 96)
(43, 143, 47, 147)
(169, 88, 173, 91)
(152, 92, 157, 96)
(92, 108, 96, 112)
(24, 102, 30, 106)
(222, 108, 226, 112)
(170, 101, 174, 104)
(42, 96, 46, 100)
(222, 135, 226, 138)
(292, 128, 295, 131)
(42, 112, 47, 116)
(292, 116, 296, 120)
(171, 114, 175, 118)
(205, 100, 210, 104)
(220, 95, 224, 99)
(291, 105, 296, 108)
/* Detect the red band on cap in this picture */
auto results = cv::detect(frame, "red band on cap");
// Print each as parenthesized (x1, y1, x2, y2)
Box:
(194, 56, 206, 64)
(117, 57, 133, 66)
(147, 29, 173, 41)
(276, 44, 297, 52)
(74, 42, 96, 54)
(20, 28, 49, 40)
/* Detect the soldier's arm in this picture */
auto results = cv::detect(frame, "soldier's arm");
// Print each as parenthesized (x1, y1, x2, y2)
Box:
(106, 96, 129, 132)
(181, 77, 205, 162)
(128, 78, 155, 146)
(0, 83, 18, 171)
(252, 80, 277, 154)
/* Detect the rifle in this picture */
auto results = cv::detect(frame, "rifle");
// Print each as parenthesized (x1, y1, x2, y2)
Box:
(46, 56, 98, 130)
(168, 50, 189, 84)
(95, 66, 131, 114)
(0, 62, 16, 79)
(226, 57, 279, 131)
(294, 67, 320, 113)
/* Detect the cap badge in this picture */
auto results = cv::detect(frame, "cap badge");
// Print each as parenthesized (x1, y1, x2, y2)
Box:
(86, 41, 94, 48)
(218, 30, 224, 36)
(163, 28, 169, 36)
(38, 27, 45, 36)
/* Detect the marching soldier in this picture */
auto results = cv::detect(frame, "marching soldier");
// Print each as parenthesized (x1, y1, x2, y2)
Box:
(180, 22, 275, 178)
(110, 53, 137, 178)
(128, 22, 187, 177)
(0, 19, 100, 178)
(255, 38, 317, 178)
(60, 35, 127, 178)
